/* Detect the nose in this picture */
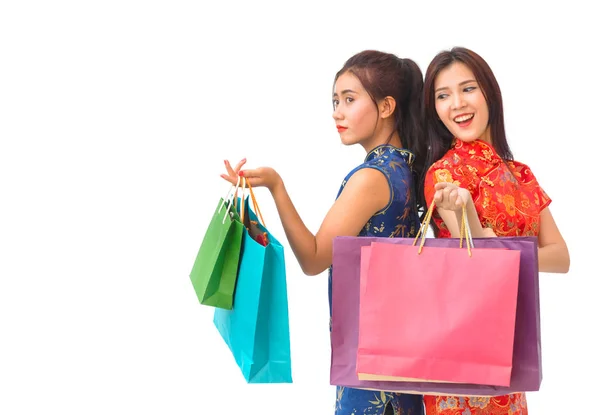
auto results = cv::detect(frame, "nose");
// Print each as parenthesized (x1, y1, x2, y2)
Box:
(451, 93, 466, 110)
(332, 105, 343, 121)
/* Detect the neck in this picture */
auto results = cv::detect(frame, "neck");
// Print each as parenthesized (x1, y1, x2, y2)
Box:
(480, 126, 492, 144)
(362, 129, 402, 154)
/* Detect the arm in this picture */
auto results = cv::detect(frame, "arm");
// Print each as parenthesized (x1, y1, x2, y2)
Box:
(267, 168, 389, 275)
(222, 160, 390, 276)
(537, 207, 570, 273)
(432, 182, 569, 272)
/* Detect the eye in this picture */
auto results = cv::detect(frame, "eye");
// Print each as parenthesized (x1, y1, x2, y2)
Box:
(464, 86, 476, 92)
(346, 97, 354, 103)
(332, 99, 339, 108)
(436, 93, 448, 100)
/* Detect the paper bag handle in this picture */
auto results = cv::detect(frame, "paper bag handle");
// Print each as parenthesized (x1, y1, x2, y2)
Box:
(245, 179, 266, 227)
(413, 200, 473, 256)
(240, 177, 247, 224)
(218, 175, 247, 224)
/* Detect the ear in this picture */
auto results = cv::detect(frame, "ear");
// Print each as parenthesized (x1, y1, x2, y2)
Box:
(378, 96, 396, 119)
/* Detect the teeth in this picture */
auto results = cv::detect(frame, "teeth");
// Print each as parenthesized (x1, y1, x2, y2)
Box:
(454, 114, 474, 122)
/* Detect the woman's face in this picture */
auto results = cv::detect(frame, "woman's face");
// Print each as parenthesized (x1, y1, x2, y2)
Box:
(332, 71, 378, 146)
(434, 62, 491, 144)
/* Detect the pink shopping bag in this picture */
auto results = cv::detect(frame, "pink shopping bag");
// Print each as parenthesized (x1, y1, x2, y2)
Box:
(356, 241, 520, 387)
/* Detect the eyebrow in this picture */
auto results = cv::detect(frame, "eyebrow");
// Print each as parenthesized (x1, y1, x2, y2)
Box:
(333, 89, 358, 97)
(434, 79, 477, 93)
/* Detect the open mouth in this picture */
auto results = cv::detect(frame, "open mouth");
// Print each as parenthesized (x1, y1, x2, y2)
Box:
(454, 113, 474, 127)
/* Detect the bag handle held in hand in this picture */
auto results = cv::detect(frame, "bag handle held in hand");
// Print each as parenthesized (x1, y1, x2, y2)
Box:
(413, 200, 473, 256)
(219, 175, 241, 210)
(219, 176, 243, 224)
(240, 177, 247, 224)
(246, 179, 266, 227)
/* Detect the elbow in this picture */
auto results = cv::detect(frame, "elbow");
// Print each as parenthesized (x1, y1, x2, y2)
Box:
(560, 242, 571, 273)
(301, 266, 325, 276)
(554, 245, 571, 274)
(539, 242, 570, 274)
(300, 261, 328, 276)
(561, 250, 571, 274)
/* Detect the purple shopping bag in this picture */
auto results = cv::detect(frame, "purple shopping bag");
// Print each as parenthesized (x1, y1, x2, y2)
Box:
(330, 236, 541, 396)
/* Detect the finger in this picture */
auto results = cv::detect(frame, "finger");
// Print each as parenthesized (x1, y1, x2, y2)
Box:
(239, 168, 259, 179)
(245, 177, 260, 188)
(233, 158, 247, 173)
(436, 189, 446, 205)
(443, 187, 453, 201)
(458, 190, 469, 206)
(239, 170, 266, 189)
(448, 190, 458, 206)
(461, 190, 471, 206)
(433, 190, 443, 203)
(434, 182, 449, 190)
(220, 174, 238, 186)
(224, 160, 237, 177)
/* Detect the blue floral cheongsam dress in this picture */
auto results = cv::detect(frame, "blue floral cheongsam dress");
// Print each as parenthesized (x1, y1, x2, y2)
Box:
(328, 145, 424, 415)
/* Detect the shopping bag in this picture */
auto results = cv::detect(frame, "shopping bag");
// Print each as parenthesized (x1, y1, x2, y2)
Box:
(357, 241, 520, 386)
(214, 180, 292, 383)
(189, 178, 244, 309)
(330, 207, 541, 395)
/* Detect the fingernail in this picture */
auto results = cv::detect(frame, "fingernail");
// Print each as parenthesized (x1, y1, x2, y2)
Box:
(239, 171, 244, 177)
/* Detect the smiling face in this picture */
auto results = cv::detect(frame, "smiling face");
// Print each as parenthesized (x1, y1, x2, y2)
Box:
(434, 62, 491, 144)
(332, 71, 379, 146)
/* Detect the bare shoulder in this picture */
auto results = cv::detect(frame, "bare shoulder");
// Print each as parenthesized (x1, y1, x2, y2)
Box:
(344, 167, 388, 189)
(338, 167, 389, 212)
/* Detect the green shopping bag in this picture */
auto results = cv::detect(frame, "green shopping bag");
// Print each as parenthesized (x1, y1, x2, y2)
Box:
(189, 179, 245, 309)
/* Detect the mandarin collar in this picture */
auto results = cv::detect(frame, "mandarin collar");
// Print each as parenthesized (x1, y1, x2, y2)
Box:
(365, 145, 415, 166)
(452, 139, 502, 164)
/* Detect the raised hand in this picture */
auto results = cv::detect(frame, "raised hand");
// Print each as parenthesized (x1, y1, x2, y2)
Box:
(433, 182, 471, 211)
(220, 158, 247, 186)
(220, 159, 282, 193)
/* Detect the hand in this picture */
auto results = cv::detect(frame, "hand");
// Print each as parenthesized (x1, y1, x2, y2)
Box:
(433, 182, 471, 212)
(220, 158, 247, 185)
(221, 159, 282, 193)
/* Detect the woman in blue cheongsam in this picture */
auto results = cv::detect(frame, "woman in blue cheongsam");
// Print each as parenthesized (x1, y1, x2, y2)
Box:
(221, 50, 426, 415)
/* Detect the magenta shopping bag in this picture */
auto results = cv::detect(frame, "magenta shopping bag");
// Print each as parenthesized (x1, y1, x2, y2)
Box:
(330, 236, 541, 396)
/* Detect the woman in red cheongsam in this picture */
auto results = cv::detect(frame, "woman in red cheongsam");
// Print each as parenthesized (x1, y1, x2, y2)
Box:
(420, 47, 570, 414)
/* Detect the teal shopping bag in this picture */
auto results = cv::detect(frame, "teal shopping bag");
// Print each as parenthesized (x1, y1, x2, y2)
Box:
(213, 191, 292, 383)
(189, 181, 244, 309)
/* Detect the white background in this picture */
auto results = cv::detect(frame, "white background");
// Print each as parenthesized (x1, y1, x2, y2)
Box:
(1, 1, 597, 414)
